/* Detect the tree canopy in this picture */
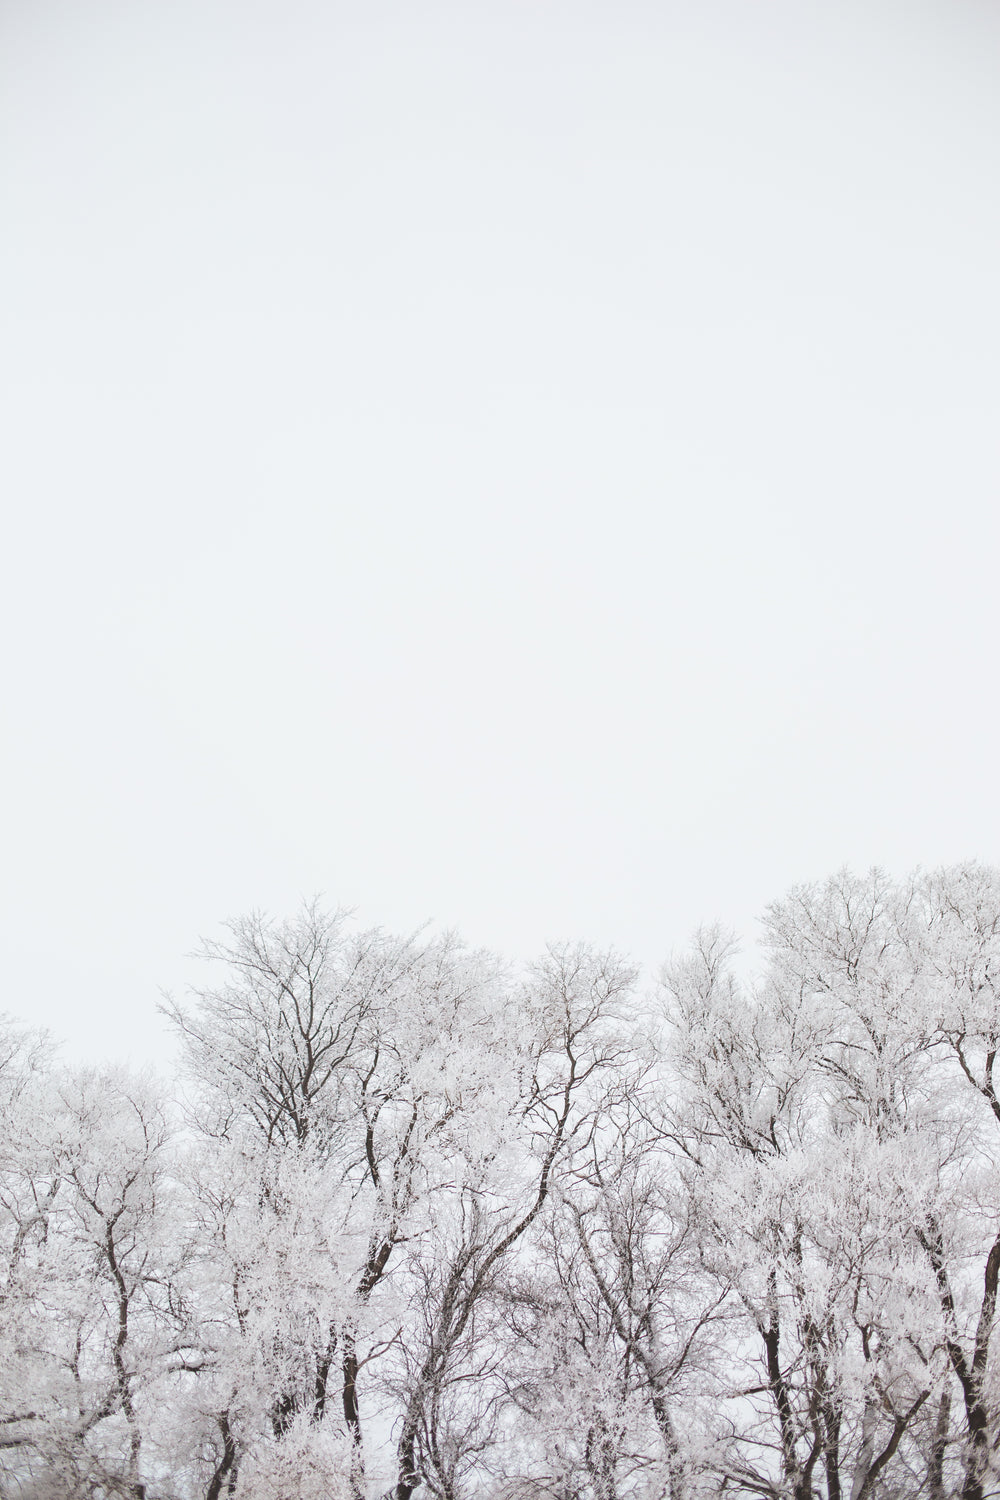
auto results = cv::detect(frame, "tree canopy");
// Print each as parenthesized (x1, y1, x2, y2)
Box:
(4, 864, 1000, 1500)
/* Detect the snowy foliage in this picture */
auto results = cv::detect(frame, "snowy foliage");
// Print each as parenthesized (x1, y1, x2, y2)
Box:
(4, 866, 1000, 1500)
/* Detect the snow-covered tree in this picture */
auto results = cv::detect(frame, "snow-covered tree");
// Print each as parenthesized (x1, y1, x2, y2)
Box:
(8, 866, 1000, 1500)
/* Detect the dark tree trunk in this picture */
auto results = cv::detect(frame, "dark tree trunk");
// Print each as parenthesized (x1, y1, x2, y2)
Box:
(205, 1414, 239, 1500)
(928, 1390, 951, 1500)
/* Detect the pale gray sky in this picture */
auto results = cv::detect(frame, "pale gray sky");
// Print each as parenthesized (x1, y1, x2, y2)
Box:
(3, 0, 999, 1062)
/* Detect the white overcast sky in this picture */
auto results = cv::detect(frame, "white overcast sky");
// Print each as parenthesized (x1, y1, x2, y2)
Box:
(3, 0, 999, 1063)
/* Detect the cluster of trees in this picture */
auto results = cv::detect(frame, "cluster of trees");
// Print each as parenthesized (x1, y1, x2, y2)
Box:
(3, 864, 1000, 1500)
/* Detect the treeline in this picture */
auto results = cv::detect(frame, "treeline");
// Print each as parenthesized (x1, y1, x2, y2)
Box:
(3, 865, 1000, 1500)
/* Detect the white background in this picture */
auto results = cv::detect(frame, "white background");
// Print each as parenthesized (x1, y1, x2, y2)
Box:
(3, 0, 998, 1062)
